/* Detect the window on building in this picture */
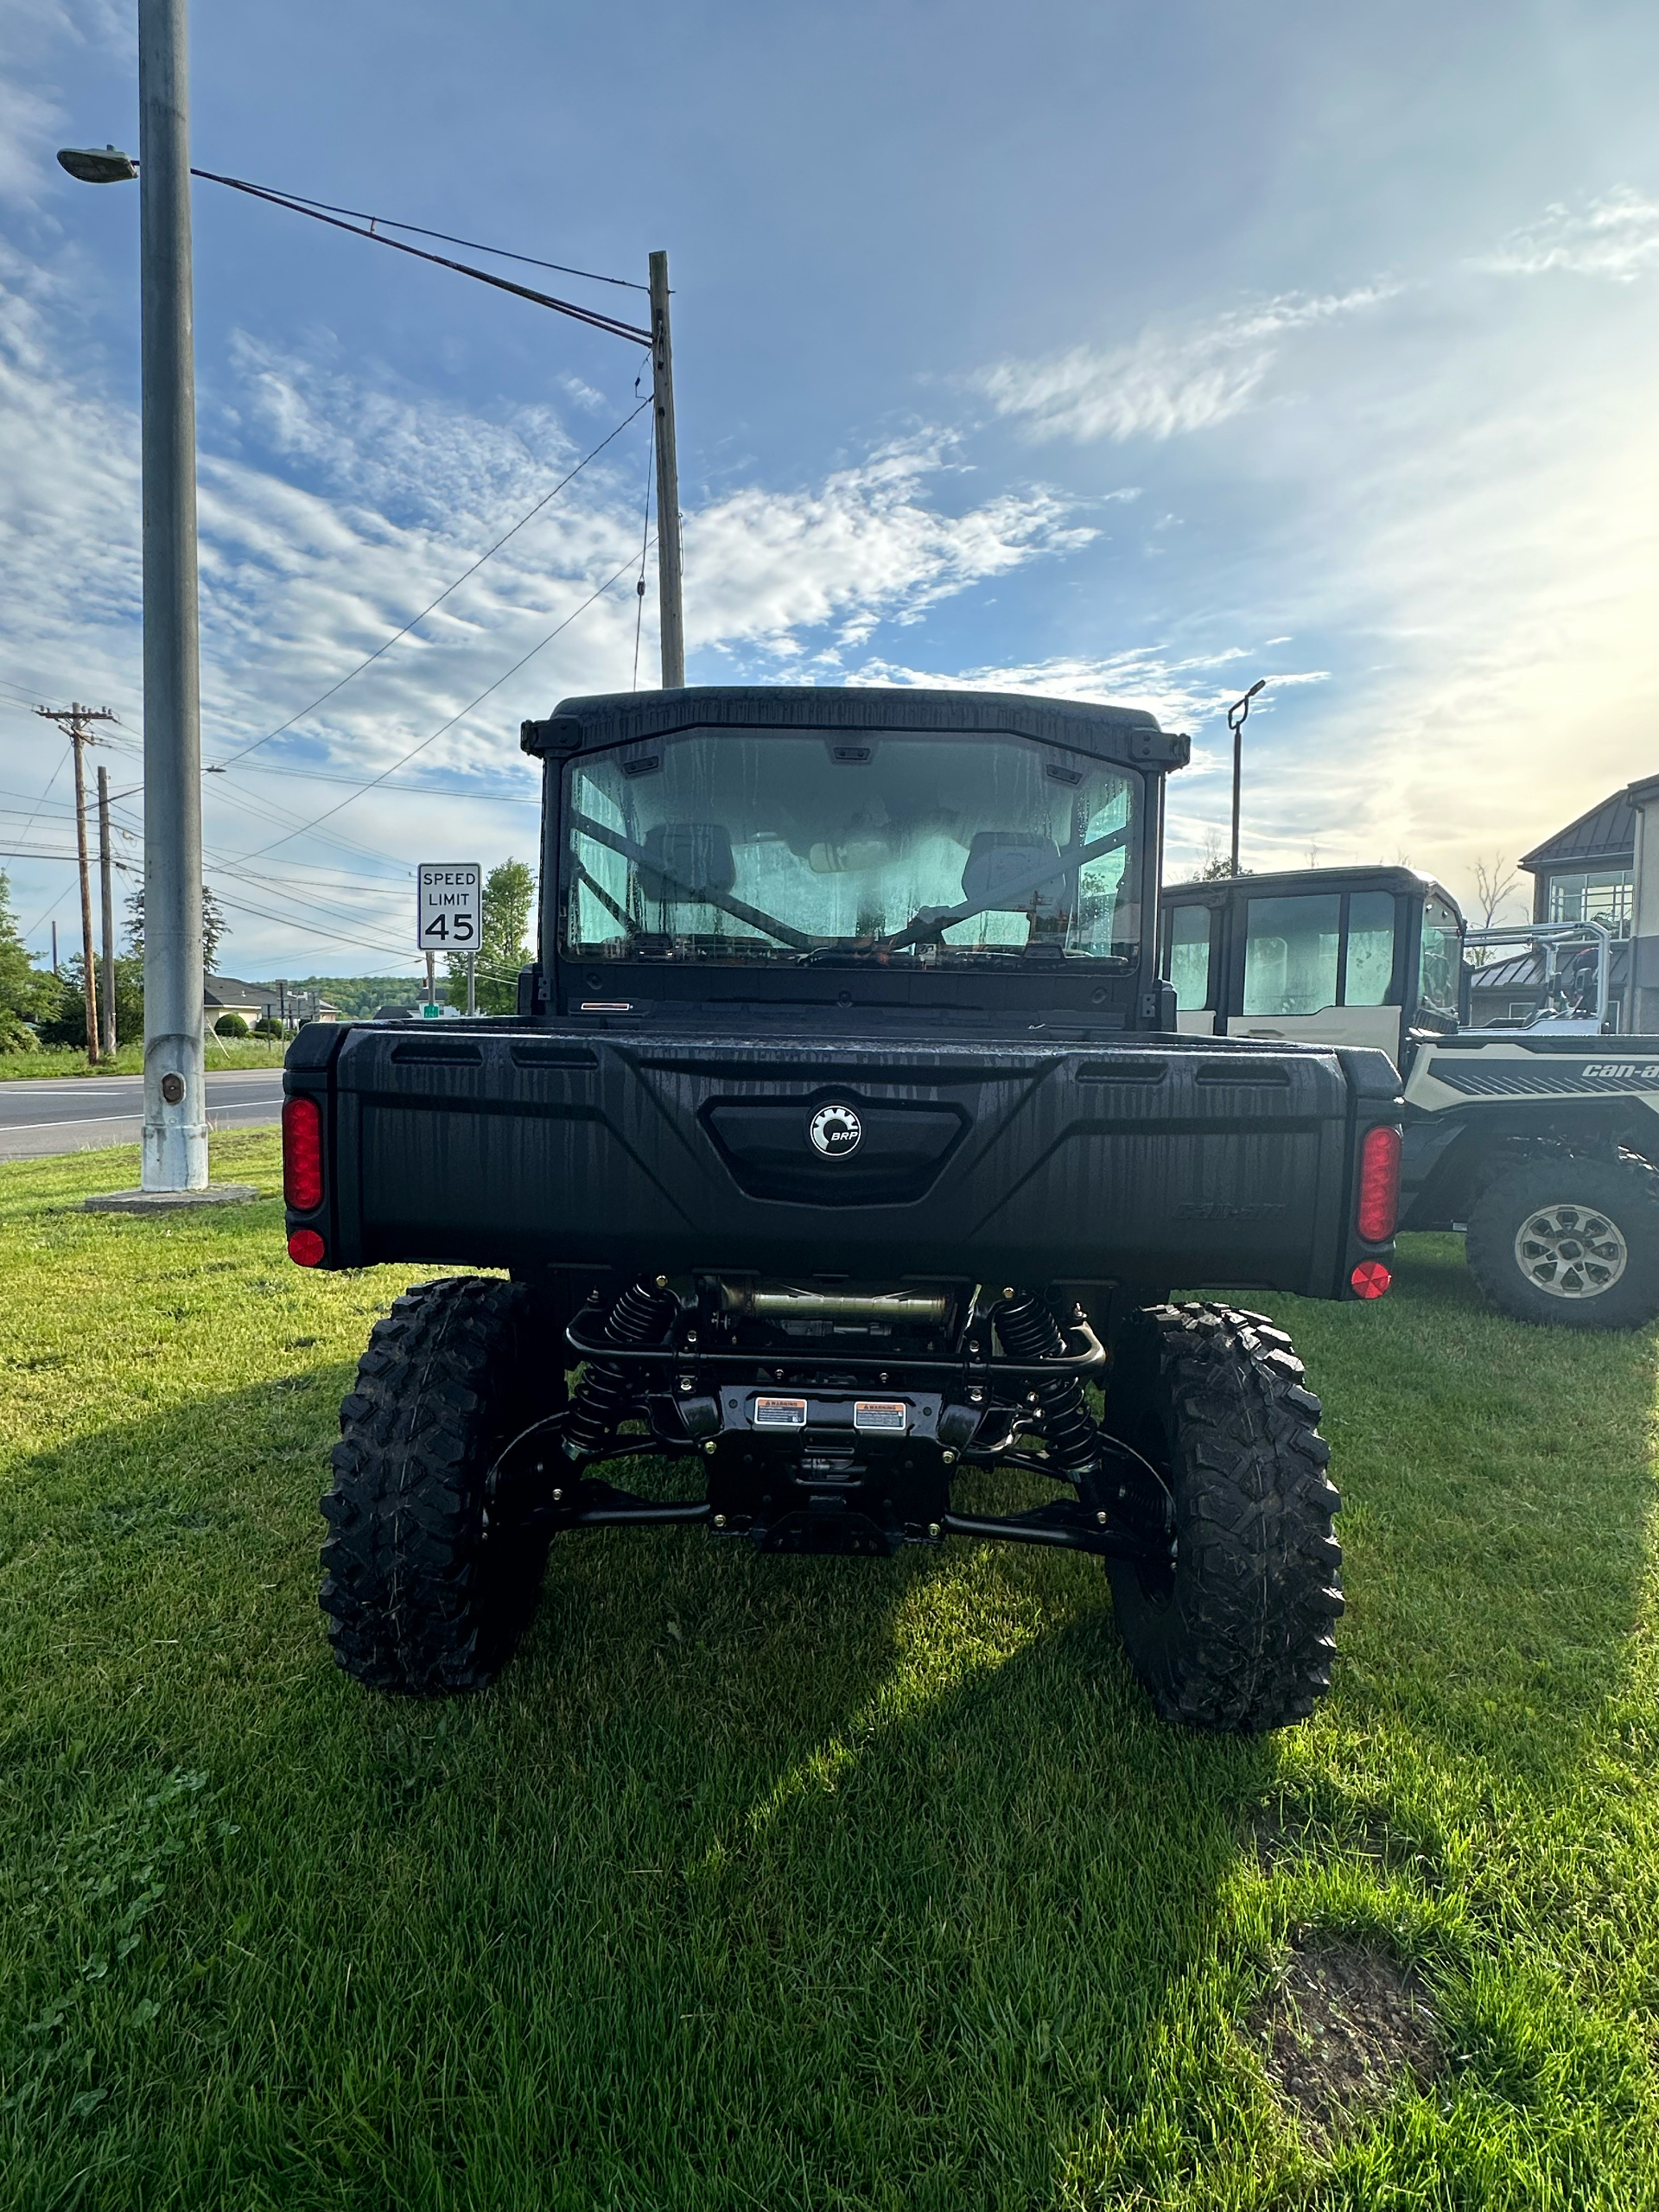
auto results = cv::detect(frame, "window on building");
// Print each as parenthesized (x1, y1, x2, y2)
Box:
(1547, 868, 1632, 936)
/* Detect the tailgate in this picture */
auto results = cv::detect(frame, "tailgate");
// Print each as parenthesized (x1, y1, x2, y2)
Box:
(297, 1027, 1388, 1297)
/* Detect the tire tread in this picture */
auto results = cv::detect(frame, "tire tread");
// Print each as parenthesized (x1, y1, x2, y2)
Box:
(319, 1276, 543, 1694)
(1106, 1300, 1342, 1732)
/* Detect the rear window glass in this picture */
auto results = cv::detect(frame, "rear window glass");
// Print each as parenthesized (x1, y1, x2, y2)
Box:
(563, 728, 1143, 966)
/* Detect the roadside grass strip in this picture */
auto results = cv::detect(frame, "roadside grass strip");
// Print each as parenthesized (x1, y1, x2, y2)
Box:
(2, 1135, 1656, 2207)
(0, 1039, 288, 1082)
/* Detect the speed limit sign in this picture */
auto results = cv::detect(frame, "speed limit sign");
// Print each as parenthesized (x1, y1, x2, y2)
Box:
(416, 863, 481, 951)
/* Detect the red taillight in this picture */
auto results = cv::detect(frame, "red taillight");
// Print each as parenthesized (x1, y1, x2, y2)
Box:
(283, 1095, 323, 1212)
(1351, 1260, 1392, 1300)
(288, 1228, 326, 1268)
(1356, 1123, 1402, 1243)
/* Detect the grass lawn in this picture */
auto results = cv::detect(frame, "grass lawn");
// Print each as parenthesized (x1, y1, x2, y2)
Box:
(2, 1133, 1656, 2209)
(0, 1038, 288, 1081)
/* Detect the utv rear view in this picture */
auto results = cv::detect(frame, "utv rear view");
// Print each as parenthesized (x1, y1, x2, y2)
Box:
(287, 687, 1400, 1732)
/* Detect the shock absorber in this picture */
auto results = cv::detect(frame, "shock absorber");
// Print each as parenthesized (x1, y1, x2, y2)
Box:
(993, 1291, 1101, 1482)
(563, 1276, 680, 1461)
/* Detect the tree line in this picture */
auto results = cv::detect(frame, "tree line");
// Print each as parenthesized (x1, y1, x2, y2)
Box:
(0, 859, 536, 1051)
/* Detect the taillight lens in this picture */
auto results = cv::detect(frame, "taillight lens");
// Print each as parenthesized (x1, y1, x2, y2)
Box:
(1351, 1260, 1392, 1300)
(1356, 1124, 1402, 1243)
(288, 1228, 326, 1268)
(283, 1095, 324, 1212)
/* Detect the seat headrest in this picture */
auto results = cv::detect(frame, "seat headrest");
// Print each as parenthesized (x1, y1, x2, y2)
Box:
(638, 822, 737, 904)
(960, 831, 1064, 910)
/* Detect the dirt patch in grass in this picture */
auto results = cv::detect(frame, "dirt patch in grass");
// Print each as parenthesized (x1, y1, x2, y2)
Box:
(1249, 1934, 1445, 2146)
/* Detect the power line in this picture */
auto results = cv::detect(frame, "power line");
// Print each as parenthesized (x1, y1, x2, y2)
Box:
(197, 180, 649, 293)
(193, 171, 653, 346)
(13, 742, 71, 857)
(215, 760, 537, 805)
(235, 541, 652, 860)
(211, 395, 652, 768)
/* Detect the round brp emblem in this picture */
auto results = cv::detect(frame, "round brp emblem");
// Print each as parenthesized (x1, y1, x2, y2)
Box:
(809, 1103, 863, 1159)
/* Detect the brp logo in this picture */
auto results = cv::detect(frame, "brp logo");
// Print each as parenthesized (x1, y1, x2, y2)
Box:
(808, 1103, 862, 1159)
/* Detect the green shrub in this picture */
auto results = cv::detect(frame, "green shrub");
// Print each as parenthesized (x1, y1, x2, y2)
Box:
(251, 1017, 283, 1039)
(35, 956, 144, 1050)
(213, 1012, 251, 1038)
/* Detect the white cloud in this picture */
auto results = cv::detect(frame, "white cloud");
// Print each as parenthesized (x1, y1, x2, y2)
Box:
(687, 439, 1092, 656)
(1476, 188, 1659, 284)
(979, 287, 1397, 444)
(845, 645, 1327, 738)
(0, 0, 131, 205)
(0, 297, 1100, 966)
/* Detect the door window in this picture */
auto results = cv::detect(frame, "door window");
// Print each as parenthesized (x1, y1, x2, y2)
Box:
(1419, 893, 1462, 1023)
(1344, 892, 1396, 1006)
(1242, 895, 1340, 1016)
(1166, 904, 1214, 1011)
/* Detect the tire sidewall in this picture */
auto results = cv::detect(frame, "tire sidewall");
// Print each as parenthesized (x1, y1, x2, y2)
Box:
(1465, 1156, 1659, 1331)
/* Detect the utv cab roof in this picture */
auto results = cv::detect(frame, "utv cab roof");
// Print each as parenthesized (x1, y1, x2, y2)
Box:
(521, 684, 1192, 770)
(1164, 862, 1462, 919)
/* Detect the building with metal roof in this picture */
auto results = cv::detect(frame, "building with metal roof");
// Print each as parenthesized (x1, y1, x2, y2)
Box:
(1520, 788, 1636, 937)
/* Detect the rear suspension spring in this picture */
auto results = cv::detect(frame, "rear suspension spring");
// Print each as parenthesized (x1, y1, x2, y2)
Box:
(993, 1292, 1101, 1482)
(563, 1277, 679, 1461)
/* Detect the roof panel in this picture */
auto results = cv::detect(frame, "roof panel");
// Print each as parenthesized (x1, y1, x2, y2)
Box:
(1520, 789, 1637, 872)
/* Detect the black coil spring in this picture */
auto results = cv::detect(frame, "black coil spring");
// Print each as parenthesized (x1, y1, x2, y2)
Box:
(993, 1291, 1101, 1481)
(563, 1276, 679, 1461)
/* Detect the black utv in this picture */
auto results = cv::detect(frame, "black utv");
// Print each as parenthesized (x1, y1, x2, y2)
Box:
(283, 688, 1402, 1732)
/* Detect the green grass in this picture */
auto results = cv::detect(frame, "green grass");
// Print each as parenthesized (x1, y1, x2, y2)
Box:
(2, 1137, 1656, 2209)
(0, 1037, 288, 1080)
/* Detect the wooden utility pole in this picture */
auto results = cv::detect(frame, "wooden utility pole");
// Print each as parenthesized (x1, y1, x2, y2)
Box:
(649, 251, 685, 689)
(36, 702, 117, 1064)
(97, 765, 118, 1058)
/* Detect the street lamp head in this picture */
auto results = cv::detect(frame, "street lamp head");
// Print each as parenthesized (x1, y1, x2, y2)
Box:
(58, 145, 137, 185)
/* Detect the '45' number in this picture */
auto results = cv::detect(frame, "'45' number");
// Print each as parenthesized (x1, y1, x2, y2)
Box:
(425, 912, 475, 942)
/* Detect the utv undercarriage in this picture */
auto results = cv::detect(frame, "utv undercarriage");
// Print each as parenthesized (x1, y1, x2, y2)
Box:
(321, 1270, 1344, 1734)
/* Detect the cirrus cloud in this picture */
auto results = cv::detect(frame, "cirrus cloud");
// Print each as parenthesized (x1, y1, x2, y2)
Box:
(1475, 188, 1659, 284)
(978, 287, 1399, 445)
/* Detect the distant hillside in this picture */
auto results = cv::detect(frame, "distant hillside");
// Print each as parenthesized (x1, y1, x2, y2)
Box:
(286, 975, 434, 1018)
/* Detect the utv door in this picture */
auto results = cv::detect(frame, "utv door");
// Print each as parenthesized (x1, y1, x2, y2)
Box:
(1224, 889, 1403, 1057)
(1164, 898, 1222, 1035)
(1164, 885, 1410, 1058)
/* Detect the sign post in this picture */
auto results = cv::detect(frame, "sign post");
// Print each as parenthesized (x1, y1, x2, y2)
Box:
(416, 863, 481, 1016)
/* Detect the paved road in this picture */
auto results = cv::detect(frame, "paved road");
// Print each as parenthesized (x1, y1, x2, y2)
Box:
(0, 1069, 286, 1161)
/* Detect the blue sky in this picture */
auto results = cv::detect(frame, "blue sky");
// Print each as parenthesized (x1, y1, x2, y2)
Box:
(3, 0, 1658, 978)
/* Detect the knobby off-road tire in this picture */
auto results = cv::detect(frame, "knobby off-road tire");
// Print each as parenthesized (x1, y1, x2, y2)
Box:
(321, 1277, 551, 1694)
(1103, 1302, 1342, 1733)
(1465, 1153, 1659, 1331)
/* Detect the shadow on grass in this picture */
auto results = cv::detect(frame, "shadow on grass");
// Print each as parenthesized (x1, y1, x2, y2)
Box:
(6, 1255, 1657, 2208)
(4, 1371, 1263, 2209)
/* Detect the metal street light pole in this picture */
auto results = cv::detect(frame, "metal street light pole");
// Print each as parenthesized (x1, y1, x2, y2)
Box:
(1227, 679, 1267, 878)
(137, 0, 207, 1188)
